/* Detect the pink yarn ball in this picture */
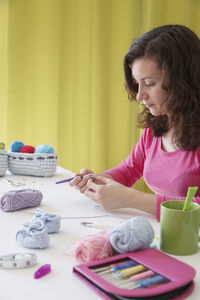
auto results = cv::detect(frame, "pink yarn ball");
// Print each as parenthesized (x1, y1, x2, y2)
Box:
(72, 231, 113, 263)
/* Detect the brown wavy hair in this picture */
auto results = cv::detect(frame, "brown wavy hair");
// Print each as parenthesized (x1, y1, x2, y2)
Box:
(124, 24, 200, 150)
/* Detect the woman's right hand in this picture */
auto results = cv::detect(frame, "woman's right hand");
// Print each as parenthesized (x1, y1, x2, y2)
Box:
(69, 168, 94, 193)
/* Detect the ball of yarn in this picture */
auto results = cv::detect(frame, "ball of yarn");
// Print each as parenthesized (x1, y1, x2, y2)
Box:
(35, 144, 55, 153)
(10, 141, 24, 152)
(0, 189, 43, 212)
(20, 145, 35, 153)
(0, 142, 5, 150)
(110, 217, 154, 253)
(72, 231, 113, 263)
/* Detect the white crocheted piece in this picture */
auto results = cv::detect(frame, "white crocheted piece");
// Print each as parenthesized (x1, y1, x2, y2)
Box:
(8, 152, 57, 177)
(0, 150, 8, 176)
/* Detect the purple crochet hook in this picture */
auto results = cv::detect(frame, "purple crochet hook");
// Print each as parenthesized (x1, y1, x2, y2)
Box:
(55, 174, 95, 184)
(55, 176, 83, 184)
(34, 264, 51, 279)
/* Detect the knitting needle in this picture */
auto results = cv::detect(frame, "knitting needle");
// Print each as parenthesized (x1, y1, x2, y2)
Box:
(55, 174, 95, 184)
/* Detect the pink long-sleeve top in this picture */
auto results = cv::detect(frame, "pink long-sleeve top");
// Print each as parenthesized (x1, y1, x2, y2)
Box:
(105, 127, 200, 220)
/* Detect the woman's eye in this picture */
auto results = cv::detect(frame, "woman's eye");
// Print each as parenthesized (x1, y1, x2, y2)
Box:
(145, 82, 155, 87)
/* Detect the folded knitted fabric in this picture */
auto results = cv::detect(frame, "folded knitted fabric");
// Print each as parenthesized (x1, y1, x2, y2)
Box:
(0, 189, 43, 212)
(109, 217, 154, 253)
(32, 208, 61, 233)
(16, 220, 49, 249)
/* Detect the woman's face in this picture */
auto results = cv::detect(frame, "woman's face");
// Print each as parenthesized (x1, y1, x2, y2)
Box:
(131, 57, 169, 116)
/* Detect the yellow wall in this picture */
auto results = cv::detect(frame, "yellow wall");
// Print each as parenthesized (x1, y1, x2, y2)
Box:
(0, 0, 200, 190)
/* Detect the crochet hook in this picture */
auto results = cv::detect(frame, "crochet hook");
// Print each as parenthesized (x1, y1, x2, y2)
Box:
(114, 265, 146, 279)
(128, 275, 166, 289)
(56, 174, 95, 184)
(56, 176, 82, 184)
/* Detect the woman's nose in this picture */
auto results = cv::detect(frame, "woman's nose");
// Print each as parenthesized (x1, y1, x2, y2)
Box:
(136, 87, 148, 101)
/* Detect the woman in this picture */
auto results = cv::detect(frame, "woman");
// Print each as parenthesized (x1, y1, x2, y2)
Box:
(69, 24, 200, 220)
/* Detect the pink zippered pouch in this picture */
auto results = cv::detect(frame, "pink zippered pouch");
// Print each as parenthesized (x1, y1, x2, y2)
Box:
(73, 248, 195, 299)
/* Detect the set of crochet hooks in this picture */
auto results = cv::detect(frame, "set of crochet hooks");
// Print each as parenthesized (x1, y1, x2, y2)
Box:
(92, 259, 168, 290)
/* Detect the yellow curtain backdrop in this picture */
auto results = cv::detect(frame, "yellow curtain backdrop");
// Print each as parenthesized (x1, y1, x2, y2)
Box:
(0, 0, 200, 191)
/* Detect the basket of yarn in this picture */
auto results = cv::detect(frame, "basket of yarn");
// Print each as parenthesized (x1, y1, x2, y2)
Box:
(8, 141, 57, 177)
(0, 142, 8, 176)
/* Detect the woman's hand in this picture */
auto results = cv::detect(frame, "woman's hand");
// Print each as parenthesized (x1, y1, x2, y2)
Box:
(69, 169, 113, 194)
(69, 168, 94, 193)
(70, 171, 156, 215)
(85, 175, 156, 216)
(85, 175, 130, 210)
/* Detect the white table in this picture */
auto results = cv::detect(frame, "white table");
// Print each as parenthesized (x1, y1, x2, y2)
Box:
(0, 167, 199, 300)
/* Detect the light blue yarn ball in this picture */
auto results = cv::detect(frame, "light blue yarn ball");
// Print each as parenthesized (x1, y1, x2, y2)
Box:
(10, 141, 24, 152)
(110, 217, 155, 253)
(35, 145, 55, 153)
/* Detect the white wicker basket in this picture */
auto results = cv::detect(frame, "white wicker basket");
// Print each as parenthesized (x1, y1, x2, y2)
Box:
(0, 150, 8, 176)
(8, 152, 57, 177)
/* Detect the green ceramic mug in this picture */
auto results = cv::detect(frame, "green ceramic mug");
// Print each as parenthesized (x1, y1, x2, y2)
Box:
(160, 200, 200, 255)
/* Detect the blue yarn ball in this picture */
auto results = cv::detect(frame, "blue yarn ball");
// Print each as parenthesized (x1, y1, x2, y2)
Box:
(109, 217, 155, 253)
(35, 145, 55, 154)
(10, 141, 24, 152)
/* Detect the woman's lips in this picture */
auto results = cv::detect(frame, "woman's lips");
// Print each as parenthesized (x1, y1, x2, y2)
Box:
(143, 102, 153, 109)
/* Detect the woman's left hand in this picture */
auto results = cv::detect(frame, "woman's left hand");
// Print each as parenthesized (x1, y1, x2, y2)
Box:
(84, 175, 129, 210)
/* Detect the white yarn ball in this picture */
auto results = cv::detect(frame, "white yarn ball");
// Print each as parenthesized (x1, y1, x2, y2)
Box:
(110, 217, 155, 253)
